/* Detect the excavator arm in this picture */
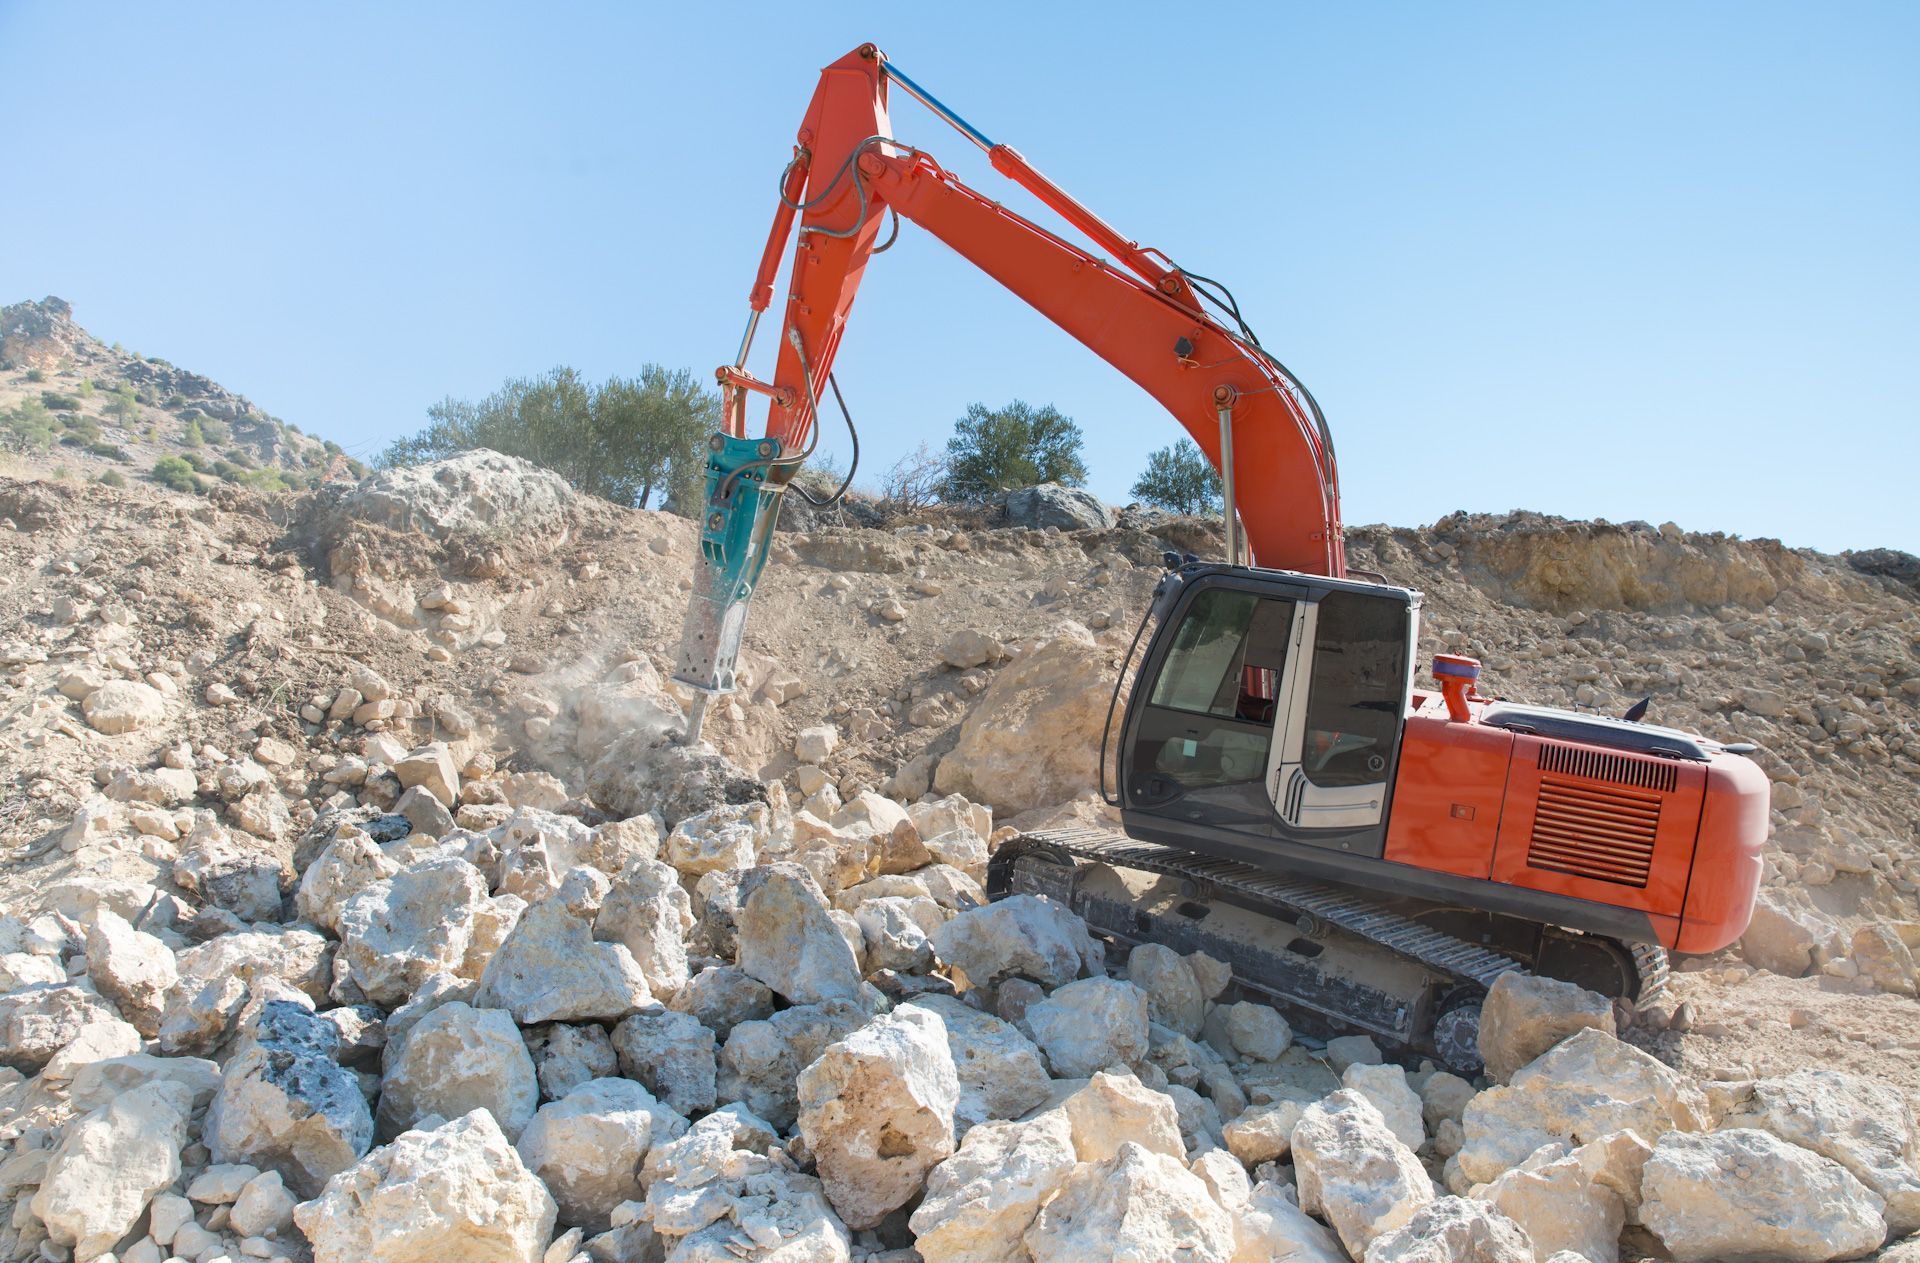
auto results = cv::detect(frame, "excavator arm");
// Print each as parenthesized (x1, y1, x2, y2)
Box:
(677, 43, 1344, 722)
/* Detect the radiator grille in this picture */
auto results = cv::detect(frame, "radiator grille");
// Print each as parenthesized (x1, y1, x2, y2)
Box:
(1527, 778, 1661, 887)
(1537, 741, 1677, 793)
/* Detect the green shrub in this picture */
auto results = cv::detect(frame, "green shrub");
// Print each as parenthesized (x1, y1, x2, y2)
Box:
(59, 415, 101, 443)
(40, 391, 80, 411)
(77, 379, 94, 398)
(199, 417, 231, 444)
(96, 470, 126, 488)
(151, 455, 199, 493)
(2, 399, 56, 452)
(181, 452, 213, 473)
(23, 368, 45, 383)
(181, 419, 205, 447)
(85, 441, 132, 461)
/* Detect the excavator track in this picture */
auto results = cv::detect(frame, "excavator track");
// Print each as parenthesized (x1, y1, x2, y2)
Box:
(990, 827, 1668, 1073)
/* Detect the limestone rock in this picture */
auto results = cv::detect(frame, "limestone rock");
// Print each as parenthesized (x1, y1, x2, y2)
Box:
(474, 885, 650, 1024)
(1342, 1061, 1425, 1149)
(377, 1001, 539, 1141)
(929, 893, 1100, 989)
(910, 1110, 1076, 1263)
(670, 965, 775, 1042)
(81, 678, 167, 733)
(1458, 1027, 1708, 1185)
(1223, 1098, 1309, 1167)
(0, 982, 118, 1071)
(298, 832, 401, 934)
(796, 1005, 959, 1230)
(1057, 1068, 1186, 1163)
(585, 728, 766, 828)
(934, 630, 1114, 814)
(84, 907, 178, 1036)
(595, 857, 694, 1001)
(230, 1168, 299, 1238)
(663, 802, 765, 877)
(395, 741, 461, 808)
(1213, 1000, 1291, 1063)
(1026, 975, 1150, 1077)
(515, 1077, 664, 1233)
(159, 926, 332, 1056)
(734, 866, 864, 1006)
(1718, 1068, 1920, 1235)
(525, 1022, 618, 1102)
(1639, 1127, 1887, 1263)
(172, 820, 294, 922)
(67, 1051, 221, 1116)
(295, 1108, 558, 1263)
(1478, 971, 1616, 1083)
(1291, 1089, 1435, 1259)
(1480, 1130, 1645, 1263)
(611, 1010, 717, 1116)
(1003, 483, 1115, 532)
(853, 895, 937, 974)
(1023, 1141, 1235, 1263)
(901, 993, 1051, 1133)
(1124, 943, 1228, 1039)
(1739, 888, 1827, 977)
(1365, 1196, 1535, 1263)
(207, 1000, 376, 1197)
(338, 857, 494, 1007)
(31, 1079, 193, 1259)
(1853, 924, 1919, 995)
(717, 1000, 866, 1130)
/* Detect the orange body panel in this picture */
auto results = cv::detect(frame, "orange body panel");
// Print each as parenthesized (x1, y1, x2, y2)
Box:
(1383, 704, 1513, 880)
(1672, 753, 1770, 953)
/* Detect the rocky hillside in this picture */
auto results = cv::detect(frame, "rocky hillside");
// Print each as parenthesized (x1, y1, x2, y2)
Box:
(0, 449, 1915, 1263)
(0, 297, 350, 494)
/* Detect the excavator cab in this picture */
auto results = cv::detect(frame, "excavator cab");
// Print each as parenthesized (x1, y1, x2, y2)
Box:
(1117, 564, 1419, 868)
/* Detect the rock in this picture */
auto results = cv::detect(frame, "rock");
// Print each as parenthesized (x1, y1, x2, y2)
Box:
(295, 1108, 558, 1263)
(41, 1014, 142, 1083)
(1223, 1097, 1309, 1167)
(794, 724, 840, 763)
(1213, 1000, 1290, 1062)
(159, 927, 332, 1056)
(1420, 1069, 1477, 1133)
(1718, 1068, 1920, 1235)
(1342, 1061, 1425, 1149)
(930, 893, 1100, 990)
(716, 999, 867, 1130)
(663, 802, 765, 877)
(475, 882, 650, 1023)
(611, 1010, 717, 1116)
(1025, 975, 1150, 1077)
(734, 866, 864, 1006)
(172, 820, 294, 922)
(940, 629, 1005, 671)
(84, 908, 178, 1036)
(336, 448, 574, 538)
(586, 730, 767, 828)
(595, 858, 694, 1002)
(67, 1051, 221, 1116)
(1291, 1089, 1435, 1259)
(207, 1000, 376, 1197)
(1852, 924, 1919, 995)
(1739, 889, 1828, 977)
(395, 741, 461, 808)
(1124, 944, 1227, 1039)
(297, 832, 402, 935)
(31, 1079, 193, 1259)
(901, 994, 1051, 1133)
(1057, 1068, 1186, 1163)
(515, 1077, 666, 1232)
(796, 1005, 959, 1230)
(189, 1161, 262, 1203)
(1023, 1141, 1235, 1263)
(1003, 482, 1115, 532)
(377, 1001, 540, 1141)
(934, 630, 1113, 814)
(670, 965, 775, 1042)
(911, 1110, 1077, 1263)
(1640, 1127, 1887, 1263)
(1480, 1131, 1644, 1263)
(525, 1022, 618, 1102)
(1324, 1033, 1382, 1072)
(338, 858, 495, 1007)
(230, 1168, 299, 1238)
(1478, 972, 1617, 1083)
(1365, 1196, 1535, 1263)
(0, 982, 118, 1071)
(397, 783, 456, 837)
(81, 679, 167, 733)
(853, 896, 936, 973)
(1458, 1027, 1708, 1185)
(1238, 1180, 1351, 1263)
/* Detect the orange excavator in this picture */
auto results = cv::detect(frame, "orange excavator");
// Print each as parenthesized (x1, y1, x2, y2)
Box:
(675, 44, 1768, 1069)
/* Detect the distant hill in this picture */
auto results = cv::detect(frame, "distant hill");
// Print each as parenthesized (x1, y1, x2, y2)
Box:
(0, 295, 359, 493)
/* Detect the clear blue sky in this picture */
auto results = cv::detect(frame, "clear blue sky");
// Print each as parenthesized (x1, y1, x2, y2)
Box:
(3, 3, 1915, 552)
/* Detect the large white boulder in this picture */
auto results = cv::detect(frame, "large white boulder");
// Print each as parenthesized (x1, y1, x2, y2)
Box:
(910, 1111, 1077, 1263)
(335, 449, 574, 539)
(1056, 1068, 1186, 1164)
(1717, 1068, 1920, 1235)
(376, 1001, 539, 1141)
(611, 1010, 717, 1116)
(595, 857, 694, 1001)
(1477, 1130, 1649, 1263)
(1026, 975, 1150, 1077)
(1023, 1141, 1236, 1263)
(337, 858, 494, 1007)
(83, 907, 177, 1037)
(1457, 1028, 1707, 1185)
(734, 866, 865, 1006)
(295, 1108, 558, 1263)
(935, 629, 1113, 814)
(473, 883, 650, 1023)
(1477, 971, 1616, 1084)
(1124, 943, 1229, 1039)
(796, 1005, 959, 1230)
(1365, 1195, 1535, 1263)
(514, 1077, 666, 1233)
(1291, 1089, 1435, 1260)
(901, 993, 1051, 1133)
(207, 1000, 375, 1197)
(716, 1000, 866, 1130)
(1639, 1127, 1887, 1262)
(31, 1079, 193, 1259)
(929, 893, 1101, 989)
(1342, 1061, 1424, 1150)
(297, 832, 400, 935)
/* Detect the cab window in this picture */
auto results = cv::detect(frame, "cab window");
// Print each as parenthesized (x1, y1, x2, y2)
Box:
(1300, 590, 1407, 788)
(1134, 589, 1294, 789)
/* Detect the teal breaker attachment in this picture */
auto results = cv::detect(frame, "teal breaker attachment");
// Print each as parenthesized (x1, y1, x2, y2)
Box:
(673, 431, 789, 743)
